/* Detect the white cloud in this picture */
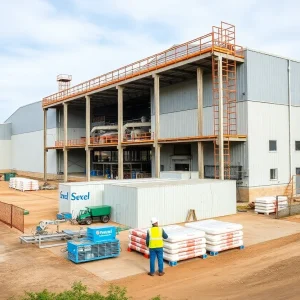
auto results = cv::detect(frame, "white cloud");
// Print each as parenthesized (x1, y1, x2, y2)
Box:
(1, 0, 300, 122)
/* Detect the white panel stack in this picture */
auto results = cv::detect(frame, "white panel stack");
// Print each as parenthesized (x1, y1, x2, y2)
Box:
(185, 219, 244, 255)
(128, 225, 207, 264)
(9, 177, 39, 192)
(255, 196, 288, 215)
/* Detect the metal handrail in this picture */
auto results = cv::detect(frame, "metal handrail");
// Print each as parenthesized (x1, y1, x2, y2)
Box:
(42, 23, 244, 107)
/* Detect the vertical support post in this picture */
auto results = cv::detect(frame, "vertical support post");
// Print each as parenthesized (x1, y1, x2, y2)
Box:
(288, 60, 292, 178)
(85, 95, 91, 181)
(43, 108, 48, 182)
(117, 86, 124, 179)
(153, 74, 160, 178)
(197, 67, 204, 178)
(63, 103, 68, 182)
(218, 55, 224, 180)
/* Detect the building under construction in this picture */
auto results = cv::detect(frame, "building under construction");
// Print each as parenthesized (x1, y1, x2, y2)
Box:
(1, 22, 300, 201)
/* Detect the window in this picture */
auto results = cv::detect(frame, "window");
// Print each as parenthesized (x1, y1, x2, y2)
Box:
(296, 141, 300, 151)
(269, 140, 277, 152)
(270, 168, 278, 180)
(296, 168, 300, 175)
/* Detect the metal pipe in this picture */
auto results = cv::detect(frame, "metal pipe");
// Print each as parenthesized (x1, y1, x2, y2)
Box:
(288, 60, 292, 178)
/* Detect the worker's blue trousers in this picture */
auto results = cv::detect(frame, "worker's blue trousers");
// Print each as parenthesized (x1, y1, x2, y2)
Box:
(149, 248, 164, 274)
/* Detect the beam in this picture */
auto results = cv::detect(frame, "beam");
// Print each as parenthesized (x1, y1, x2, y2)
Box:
(217, 55, 224, 180)
(117, 86, 124, 179)
(63, 103, 68, 182)
(43, 108, 48, 182)
(85, 95, 91, 181)
(197, 67, 204, 179)
(153, 74, 161, 178)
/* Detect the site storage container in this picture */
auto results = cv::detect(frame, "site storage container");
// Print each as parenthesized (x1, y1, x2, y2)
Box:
(103, 179, 236, 228)
(58, 178, 177, 218)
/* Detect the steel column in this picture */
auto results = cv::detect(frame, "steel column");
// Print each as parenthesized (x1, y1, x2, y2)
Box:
(43, 108, 48, 182)
(85, 95, 91, 181)
(117, 86, 124, 179)
(63, 103, 68, 182)
(218, 55, 224, 180)
(197, 67, 204, 178)
(153, 74, 160, 178)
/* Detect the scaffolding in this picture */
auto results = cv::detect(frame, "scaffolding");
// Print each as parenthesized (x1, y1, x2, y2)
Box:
(57, 74, 72, 91)
(212, 22, 238, 179)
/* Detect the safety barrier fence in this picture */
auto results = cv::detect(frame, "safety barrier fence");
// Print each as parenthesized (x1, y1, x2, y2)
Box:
(0, 201, 24, 233)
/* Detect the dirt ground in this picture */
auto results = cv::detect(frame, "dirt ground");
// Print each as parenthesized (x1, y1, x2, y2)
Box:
(2, 181, 300, 300)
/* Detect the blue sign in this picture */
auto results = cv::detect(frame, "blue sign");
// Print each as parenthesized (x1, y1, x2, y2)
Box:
(60, 191, 90, 201)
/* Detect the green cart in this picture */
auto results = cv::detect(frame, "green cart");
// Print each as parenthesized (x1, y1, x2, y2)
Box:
(76, 205, 111, 225)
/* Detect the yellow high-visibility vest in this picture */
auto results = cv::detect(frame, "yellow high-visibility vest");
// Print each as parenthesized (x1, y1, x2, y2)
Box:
(149, 227, 163, 248)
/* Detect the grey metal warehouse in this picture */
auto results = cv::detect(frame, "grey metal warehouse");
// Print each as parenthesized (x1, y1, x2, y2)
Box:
(1, 21, 300, 202)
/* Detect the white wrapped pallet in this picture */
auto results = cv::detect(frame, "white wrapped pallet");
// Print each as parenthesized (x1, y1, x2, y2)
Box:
(9, 177, 39, 191)
(185, 219, 244, 256)
(128, 225, 207, 265)
(59, 178, 177, 218)
(104, 179, 236, 228)
(255, 196, 288, 215)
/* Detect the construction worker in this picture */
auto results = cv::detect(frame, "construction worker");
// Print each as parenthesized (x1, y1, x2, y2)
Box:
(146, 217, 168, 276)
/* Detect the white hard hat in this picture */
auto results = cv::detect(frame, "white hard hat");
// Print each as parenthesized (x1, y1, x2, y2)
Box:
(151, 217, 158, 224)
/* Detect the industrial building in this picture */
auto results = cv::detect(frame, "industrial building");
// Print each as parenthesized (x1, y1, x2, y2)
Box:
(1, 22, 300, 201)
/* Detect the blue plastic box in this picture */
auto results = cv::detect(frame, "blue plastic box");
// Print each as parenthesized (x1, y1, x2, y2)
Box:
(87, 226, 116, 242)
(57, 212, 72, 220)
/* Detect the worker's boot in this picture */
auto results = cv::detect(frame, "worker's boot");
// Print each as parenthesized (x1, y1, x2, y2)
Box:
(148, 272, 154, 276)
(158, 272, 165, 276)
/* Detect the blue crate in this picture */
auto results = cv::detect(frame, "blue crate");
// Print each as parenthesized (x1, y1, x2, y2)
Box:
(67, 238, 120, 263)
(87, 226, 116, 242)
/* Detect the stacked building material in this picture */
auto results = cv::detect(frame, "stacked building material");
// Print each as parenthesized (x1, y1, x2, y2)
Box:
(128, 227, 149, 257)
(9, 177, 39, 192)
(162, 225, 206, 265)
(255, 196, 288, 215)
(128, 225, 207, 265)
(185, 219, 244, 256)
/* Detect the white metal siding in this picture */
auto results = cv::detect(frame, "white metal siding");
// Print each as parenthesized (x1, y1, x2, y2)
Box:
(104, 180, 236, 228)
(11, 128, 57, 174)
(247, 102, 289, 187)
(291, 107, 300, 172)
(0, 140, 11, 169)
(246, 50, 288, 104)
(0, 123, 12, 140)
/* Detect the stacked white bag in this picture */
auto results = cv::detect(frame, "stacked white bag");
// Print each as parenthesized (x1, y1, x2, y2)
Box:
(128, 225, 207, 263)
(162, 225, 206, 263)
(128, 227, 149, 257)
(185, 219, 243, 254)
(9, 177, 39, 192)
(255, 196, 288, 215)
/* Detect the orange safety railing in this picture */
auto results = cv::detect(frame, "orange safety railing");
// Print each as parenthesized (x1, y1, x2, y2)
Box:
(55, 141, 64, 147)
(42, 22, 244, 107)
(123, 132, 154, 142)
(90, 135, 118, 145)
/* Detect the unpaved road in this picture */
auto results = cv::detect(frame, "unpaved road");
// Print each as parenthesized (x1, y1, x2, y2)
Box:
(2, 181, 300, 299)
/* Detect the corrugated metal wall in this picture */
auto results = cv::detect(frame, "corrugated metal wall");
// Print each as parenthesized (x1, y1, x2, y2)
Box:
(290, 61, 300, 106)
(11, 128, 57, 174)
(104, 180, 236, 228)
(5, 101, 56, 135)
(0, 123, 12, 140)
(246, 50, 288, 104)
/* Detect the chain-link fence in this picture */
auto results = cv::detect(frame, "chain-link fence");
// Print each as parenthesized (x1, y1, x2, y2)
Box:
(204, 165, 243, 180)
(0, 201, 24, 232)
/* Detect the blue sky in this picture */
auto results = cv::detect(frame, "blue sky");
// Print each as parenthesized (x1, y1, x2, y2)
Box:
(0, 0, 299, 122)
